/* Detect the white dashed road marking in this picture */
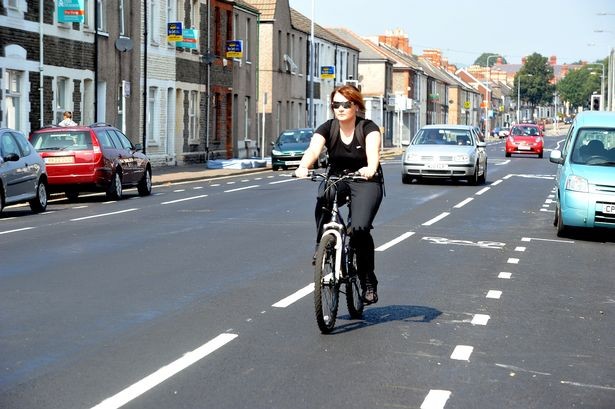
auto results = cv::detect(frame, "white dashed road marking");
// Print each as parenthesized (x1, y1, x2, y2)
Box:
(272, 283, 314, 308)
(376, 231, 415, 252)
(0, 227, 35, 235)
(420, 390, 452, 409)
(161, 195, 208, 205)
(486, 290, 502, 299)
(422, 212, 450, 226)
(498, 272, 512, 279)
(471, 314, 490, 326)
(450, 345, 474, 361)
(70, 208, 139, 222)
(507, 258, 519, 264)
(453, 197, 473, 208)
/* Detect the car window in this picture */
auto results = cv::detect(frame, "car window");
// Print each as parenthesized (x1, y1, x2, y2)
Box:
(561, 124, 575, 157)
(114, 130, 134, 149)
(1, 132, 21, 157)
(570, 128, 615, 165)
(11, 132, 31, 156)
(95, 130, 116, 149)
(107, 130, 123, 149)
(31, 131, 93, 151)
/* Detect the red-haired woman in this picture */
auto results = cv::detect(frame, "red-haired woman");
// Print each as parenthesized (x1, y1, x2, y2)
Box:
(295, 85, 384, 305)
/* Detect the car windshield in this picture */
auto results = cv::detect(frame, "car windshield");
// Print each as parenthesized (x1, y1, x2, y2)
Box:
(570, 128, 615, 166)
(30, 131, 93, 151)
(277, 130, 312, 145)
(511, 126, 539, 136)
(414, 129, 473, 146)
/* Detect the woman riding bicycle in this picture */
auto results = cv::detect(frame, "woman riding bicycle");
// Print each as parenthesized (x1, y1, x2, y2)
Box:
(295, 85, 384, 305)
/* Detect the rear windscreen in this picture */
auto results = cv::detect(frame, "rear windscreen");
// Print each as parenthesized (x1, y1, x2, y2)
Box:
(30, 131, 93, 151)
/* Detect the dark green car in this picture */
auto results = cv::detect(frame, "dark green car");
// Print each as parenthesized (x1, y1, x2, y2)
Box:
(270, 128, 327, 171)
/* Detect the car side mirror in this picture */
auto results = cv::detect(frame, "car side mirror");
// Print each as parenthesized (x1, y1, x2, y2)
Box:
(401, 140, 410, 147)
(134, 143, 143, 151)
(477, 141, 486, 148)
(549, 150, 564, 164)
(2, 153, 20, 162)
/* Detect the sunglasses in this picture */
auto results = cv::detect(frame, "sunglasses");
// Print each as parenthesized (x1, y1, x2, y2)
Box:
(331, 101, 353, 109)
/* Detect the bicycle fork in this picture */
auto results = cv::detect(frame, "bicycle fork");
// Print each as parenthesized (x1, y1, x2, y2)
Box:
(320, 224, 344, 284)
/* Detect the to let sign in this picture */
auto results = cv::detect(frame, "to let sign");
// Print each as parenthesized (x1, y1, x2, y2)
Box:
(57, 0, 84, 23)
(225, 40, 243, 58)
(167, 22, 183, 42)
(320, 66, 335, 79)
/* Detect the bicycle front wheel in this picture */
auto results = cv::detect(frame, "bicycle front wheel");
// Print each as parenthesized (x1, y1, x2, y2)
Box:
(314, 234, 340, 333)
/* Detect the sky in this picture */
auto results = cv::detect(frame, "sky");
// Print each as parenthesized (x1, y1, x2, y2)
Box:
(288, 0, 614, 67)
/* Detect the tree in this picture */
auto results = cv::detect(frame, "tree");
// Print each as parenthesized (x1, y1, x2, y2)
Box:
(514, 53, 555, 113)
(557, 64, 602, 109)
(474, 53, 508, 67)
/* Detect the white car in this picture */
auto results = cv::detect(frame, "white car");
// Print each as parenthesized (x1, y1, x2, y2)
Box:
(402, 125, 488, 185)
(498, 127, 510, 138)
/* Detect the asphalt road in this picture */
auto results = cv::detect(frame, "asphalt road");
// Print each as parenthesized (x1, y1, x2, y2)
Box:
(1, 135, 613, 409)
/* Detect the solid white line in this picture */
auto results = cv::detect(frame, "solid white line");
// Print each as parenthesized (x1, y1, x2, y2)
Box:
(471, 314, 490, 326)
(420, 390, 451, 409)
(450, 345, 473, 361)
(498, 272, 512, 279)
(376, 231, 415, 251)
(486, 290, 502, 299)
(475, 187, 490, 195)
(560, 380, 615, 391)
(224, 185, 259, 193)
(453, 197, 473, 208)
(269, 178, 297, 185)
(422, 212, 450, 226)
(272, 283, 314, 308)
(90, 333, 238, 409)
(491, 179, 503, 186)
(70, 208, 139, 221)
(0, 226, 35, 235)
(161, 194, 208, 205)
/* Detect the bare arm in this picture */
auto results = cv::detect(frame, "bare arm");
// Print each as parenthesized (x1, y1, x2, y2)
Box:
(358, 130, 381, 179)
(294, 133, 326, 178)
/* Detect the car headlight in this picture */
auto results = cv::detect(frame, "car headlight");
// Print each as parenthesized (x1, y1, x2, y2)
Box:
(271, 149, 283, 155)
(565, 175, 589, 193)
(454, 154, 470, 162)
(405, 151, 421, 162)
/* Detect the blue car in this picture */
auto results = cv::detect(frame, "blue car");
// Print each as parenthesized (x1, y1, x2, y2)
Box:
(549, 111, 615, 237)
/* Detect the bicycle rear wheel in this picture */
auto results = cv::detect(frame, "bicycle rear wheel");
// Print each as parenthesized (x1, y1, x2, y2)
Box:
(345, 249, 364, 319)
(314, 234, 339, 333)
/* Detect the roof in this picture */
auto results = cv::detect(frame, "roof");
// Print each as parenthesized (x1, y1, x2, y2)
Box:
(328, 28, 393, 63)
(242, 0, 276, 20)
(574, 111, 615, 128)
(289, 9, 358, 51)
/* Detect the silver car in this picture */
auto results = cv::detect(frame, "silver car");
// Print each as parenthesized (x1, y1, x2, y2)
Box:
(402, 125, 487, 185)
(0, 128, 48, 214)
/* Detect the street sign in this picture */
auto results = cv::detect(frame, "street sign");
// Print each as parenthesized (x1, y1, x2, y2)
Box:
(463, 101, 471, 109)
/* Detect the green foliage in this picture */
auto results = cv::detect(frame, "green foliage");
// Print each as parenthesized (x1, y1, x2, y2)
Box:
(514, 53, 556, 107)
(557, 65, 602, 109)
(474, 53, 507, 67)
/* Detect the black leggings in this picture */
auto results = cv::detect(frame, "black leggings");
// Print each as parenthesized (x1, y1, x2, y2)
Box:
(315, 179, 383, 289)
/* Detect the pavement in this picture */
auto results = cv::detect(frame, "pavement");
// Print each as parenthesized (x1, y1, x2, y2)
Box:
(151, 147, 405, 185)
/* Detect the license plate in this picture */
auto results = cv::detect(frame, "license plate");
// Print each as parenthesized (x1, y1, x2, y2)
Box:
(426, 163, 446, 169)
(285, 160, 301, 166)
(604, 204, 615, 214)
(45, 156, 74, 164)
(518, 145, 531, 151)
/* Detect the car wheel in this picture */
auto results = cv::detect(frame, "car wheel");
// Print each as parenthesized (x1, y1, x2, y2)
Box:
(478, 162, 487, 185)
(106, 170, 123, 200)
(272, 165, 279, 171)
(469, 165, 480, 185)
(402, 174, 412, 184)
(138, 167, 152, 196)
(538, 152, 543, 159)
(556, 203, 568, 237)
(29, 179, 48, 213)
(505, 152, 511, 158)
(0, 187, 5, 215)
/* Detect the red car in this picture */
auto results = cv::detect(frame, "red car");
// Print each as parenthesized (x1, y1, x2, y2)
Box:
(505, 124, 544, 158)
(29, 123, 152, 200)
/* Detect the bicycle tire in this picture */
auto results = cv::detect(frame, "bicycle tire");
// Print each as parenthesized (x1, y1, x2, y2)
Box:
(314, 234, 339, 333)
(345, 249, 364, 318)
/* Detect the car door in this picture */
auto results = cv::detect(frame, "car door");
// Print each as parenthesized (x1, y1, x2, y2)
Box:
(0, 131, 29, 200)
(112, 130, 138, 183)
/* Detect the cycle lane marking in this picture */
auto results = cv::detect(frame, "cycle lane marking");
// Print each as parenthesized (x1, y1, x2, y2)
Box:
(272, 283, 315, 308)
(376, 231, 415, 252)
(90, 333, 238, 409)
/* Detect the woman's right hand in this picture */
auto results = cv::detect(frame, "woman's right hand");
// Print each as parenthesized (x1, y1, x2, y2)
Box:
(294, 166, 309, 178)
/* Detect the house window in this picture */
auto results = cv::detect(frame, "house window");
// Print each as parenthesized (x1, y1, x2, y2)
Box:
(147, 86, 159, 143)
(245, 18, 251, 62)
(150, 0, 160, 44)
(4, 70, 23, 130)
(56, 77, 69, 124)
(118, 0, 125, 35)
(96, 0, 107, 32)
(243, 96, 250, 140)
(82, 0, 92, 29)
(188, 90, 198, 142)
(191, 0, 199, 29)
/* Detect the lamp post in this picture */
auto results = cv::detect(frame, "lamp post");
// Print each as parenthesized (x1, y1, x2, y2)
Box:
(484, 55, 499, 137)
(516, 73, 532, 124)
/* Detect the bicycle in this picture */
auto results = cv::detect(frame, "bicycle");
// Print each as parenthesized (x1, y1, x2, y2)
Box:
(310, 172, 365, 333)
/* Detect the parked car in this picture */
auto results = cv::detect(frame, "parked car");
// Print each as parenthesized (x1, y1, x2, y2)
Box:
(0, 128, 48, 214)
(270, 128, 327, 171)
(563, 116, 574, 125)
(401, 125, 487, 185)
(498, 127, 510, 138)
(29, 123, 152, 201)
(549, 111, 615, 237)
(505, 124, 544, 158)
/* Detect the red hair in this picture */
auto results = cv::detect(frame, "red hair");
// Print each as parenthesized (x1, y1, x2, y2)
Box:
(330, 84, 365, 113)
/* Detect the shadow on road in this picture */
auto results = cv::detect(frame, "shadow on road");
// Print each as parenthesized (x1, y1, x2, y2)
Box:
(331, 304, 442, 334)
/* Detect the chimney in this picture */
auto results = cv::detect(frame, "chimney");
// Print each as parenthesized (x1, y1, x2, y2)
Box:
(549, 55, 557, 65)
(378, 28, 412, 54)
